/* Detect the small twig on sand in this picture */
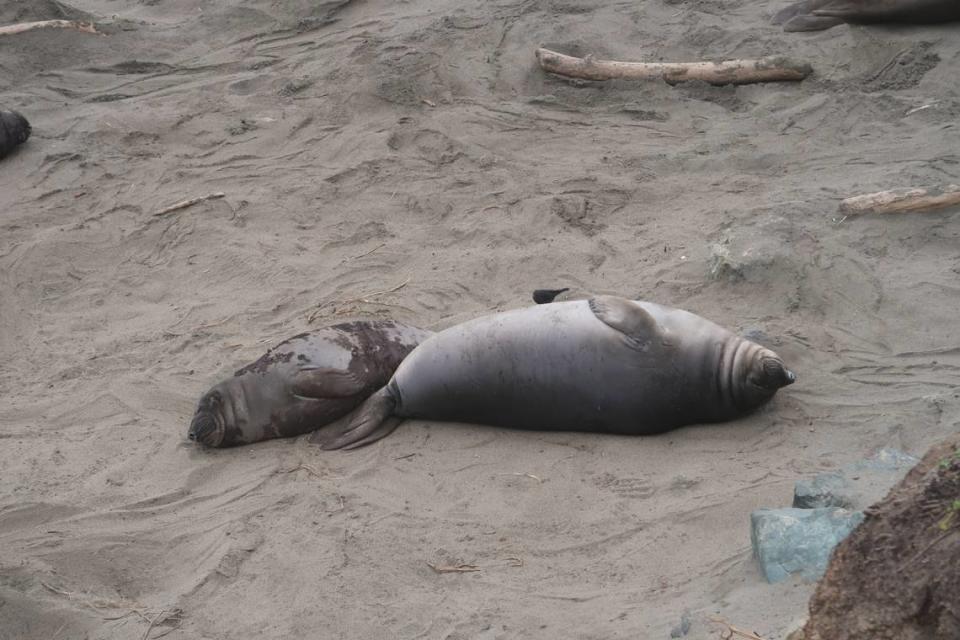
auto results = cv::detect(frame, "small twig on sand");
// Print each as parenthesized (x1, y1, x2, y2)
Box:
(710, 617, 766, 640)
(535, 47, 812, 85)
(340, 242, 386, 264)
(154, 192, 226, 216)
(307, 279, 410, 323)
(0, 20, 101, 36)
(427, 562, 481, 573)
(838, 184, 960, 216)
(276, 463, 325, 478)
(501, 472, 543, 483)
(905, 102, 938, 117)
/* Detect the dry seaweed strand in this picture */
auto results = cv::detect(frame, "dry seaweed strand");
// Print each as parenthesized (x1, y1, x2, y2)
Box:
(710, 617, 766, 640)
(535, 47, 812, 85)
(40, 581, 182, 636)
(307, 279, 411, 322)
(0, 20, 101, 36)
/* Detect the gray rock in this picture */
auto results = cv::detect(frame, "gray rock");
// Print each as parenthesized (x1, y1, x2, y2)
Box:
(751, 507, 864, 583)
(792, 448, 921, 512)
(854, 448, 920, 473)
(793, 472, 854, 509)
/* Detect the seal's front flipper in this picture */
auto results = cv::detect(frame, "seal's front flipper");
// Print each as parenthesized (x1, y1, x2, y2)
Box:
(588, 296, 661, 351)
(311, 386, 397, 449)
(292, 368, 366, 399)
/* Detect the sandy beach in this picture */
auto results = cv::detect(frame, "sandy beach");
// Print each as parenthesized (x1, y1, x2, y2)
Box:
(2, 1, 959, 638)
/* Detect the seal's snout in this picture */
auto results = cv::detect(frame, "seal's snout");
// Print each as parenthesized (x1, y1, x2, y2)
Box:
(188, 413, 215, 443)
(188, 391, 226, 447)
(756, 355, 795, 390)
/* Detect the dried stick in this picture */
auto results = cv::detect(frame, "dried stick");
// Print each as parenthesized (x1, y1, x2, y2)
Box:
(427, 562, 481, 573)
(0, 20, 100, 36)
(535, 48, 812, 85)
(838, 184, 960, 215)
(154, 192, 226, 216)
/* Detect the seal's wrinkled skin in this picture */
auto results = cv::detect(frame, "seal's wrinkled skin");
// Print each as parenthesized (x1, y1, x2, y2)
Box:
(189, 320, 433, 447)
(0, 110, 31, 160)
(316, 296, 796, 450)
(773, 0, 960, 31)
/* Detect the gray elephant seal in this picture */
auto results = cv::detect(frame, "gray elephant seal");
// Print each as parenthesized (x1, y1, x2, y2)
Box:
(189, 320, 432, 447)
(0, 110, 31, 160)
(773, 0, 960, 31)
(315, 296, 796, 450)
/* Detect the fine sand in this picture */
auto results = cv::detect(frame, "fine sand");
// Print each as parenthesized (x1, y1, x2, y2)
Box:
(2, 1, 959, 638)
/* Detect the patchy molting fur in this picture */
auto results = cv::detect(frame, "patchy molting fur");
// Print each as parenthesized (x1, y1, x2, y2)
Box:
(188, 320, 433, 447)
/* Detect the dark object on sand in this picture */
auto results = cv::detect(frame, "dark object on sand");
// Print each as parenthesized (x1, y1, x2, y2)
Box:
(790, 434, 960, 640)
(0, 110, 31, 159)
(773, 0, 960, 32)
(532, 288, 569, 304)
(188, 320, 432, 447)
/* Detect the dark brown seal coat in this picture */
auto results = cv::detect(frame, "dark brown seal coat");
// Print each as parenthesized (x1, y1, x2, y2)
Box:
(315, 296, 795, 450)
(773, 0, 960, 31)
(188, 320, 432, 447)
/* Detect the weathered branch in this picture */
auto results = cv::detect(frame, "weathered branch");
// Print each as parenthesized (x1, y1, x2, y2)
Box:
(154, 192, 226, 216)
(838, 185, 960, 215)
(0, 20, 101, 36)
(535, 47, 812, 85)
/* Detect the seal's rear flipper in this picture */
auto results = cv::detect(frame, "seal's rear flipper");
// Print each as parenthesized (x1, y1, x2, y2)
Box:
(533, 288, 570, 304)
(772, 0, 845, 30)
(772, 0, 812, 24)
(311, 386, 397, 449)
(339, 416, 403, 450)
(588, 296, 661, 351)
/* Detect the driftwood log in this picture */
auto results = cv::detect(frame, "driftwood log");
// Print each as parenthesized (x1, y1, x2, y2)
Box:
(0, 20, 100, 37)
(838, 184, 960, 215)
(535, 48, 812, 85)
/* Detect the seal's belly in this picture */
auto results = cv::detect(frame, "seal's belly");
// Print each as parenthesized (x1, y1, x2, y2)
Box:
(392, 302, 712, 434)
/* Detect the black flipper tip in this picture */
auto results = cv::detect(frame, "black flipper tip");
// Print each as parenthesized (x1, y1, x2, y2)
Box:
(533, 287, 570, 304)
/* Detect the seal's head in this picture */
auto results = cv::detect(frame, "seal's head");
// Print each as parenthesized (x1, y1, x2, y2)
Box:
(741, 347, 796, 406)
(188, 387, 229, 447)
(720, 339, 797, 416)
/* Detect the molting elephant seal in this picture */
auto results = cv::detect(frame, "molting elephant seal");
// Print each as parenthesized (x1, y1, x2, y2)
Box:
(189, 320, 432, 447)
